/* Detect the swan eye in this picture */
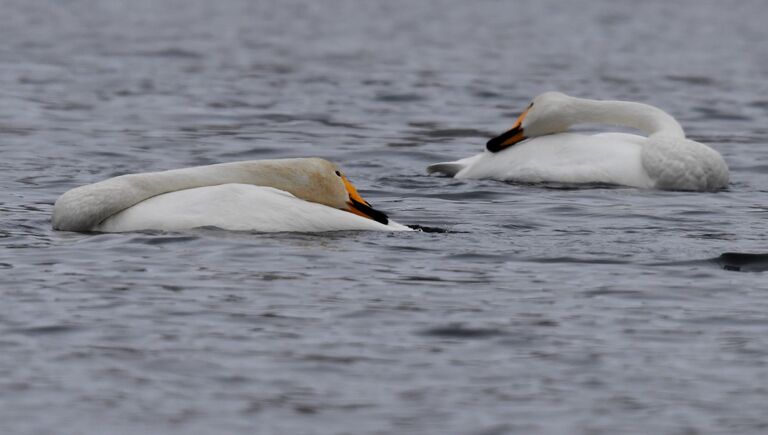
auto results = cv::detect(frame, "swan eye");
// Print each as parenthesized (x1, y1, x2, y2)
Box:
(335, 170, 342, 177)
(528, 102, 534, 109)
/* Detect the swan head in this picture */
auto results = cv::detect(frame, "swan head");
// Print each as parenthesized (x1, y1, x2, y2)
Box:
(487, 91, 573, 152)
(336, 170, 389, 225)
(283, 158, 389, 225)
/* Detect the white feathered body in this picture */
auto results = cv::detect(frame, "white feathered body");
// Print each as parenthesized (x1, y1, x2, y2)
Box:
(52, 159, 411, 233)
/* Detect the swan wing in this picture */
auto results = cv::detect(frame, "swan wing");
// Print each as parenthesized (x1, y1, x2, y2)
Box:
(641, 136, 729, 191)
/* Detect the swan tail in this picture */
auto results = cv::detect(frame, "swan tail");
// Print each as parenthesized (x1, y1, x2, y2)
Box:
(427, 161, 466, 177)
(427, 154, 485, 177)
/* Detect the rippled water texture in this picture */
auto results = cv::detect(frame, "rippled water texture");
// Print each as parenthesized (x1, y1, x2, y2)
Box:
(2, 0, 768, 434)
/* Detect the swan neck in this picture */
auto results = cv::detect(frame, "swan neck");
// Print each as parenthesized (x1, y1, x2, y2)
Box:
(570, 98, 685, 138)
(53, 158, 330, 231)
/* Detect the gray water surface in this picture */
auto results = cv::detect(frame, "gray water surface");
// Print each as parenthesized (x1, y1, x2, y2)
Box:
(2, 0, 768, 434)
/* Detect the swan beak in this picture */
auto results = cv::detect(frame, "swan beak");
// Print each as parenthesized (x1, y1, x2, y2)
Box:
(342, 176, 389, 225)
(486, 108, 529, 152)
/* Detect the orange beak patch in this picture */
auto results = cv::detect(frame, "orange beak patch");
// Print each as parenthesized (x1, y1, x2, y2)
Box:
(486, 107, 529, 152)
(342, 175, 389, 225)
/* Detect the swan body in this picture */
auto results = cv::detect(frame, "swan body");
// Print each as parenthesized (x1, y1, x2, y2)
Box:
(428, 92, 729, 191)
(53, 158, 411, 233)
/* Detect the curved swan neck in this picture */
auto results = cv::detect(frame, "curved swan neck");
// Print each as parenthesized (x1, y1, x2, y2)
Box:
(566, 97, 685, 138)
(52, 158, 337, 231)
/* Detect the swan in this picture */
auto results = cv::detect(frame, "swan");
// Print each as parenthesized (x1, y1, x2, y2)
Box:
(428, 92, 729, 191)
(52, 158, 412, 233)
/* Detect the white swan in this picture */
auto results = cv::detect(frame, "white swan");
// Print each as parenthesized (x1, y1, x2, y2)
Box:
(428, 92, 729, 191)
(52, 158, 412, 233)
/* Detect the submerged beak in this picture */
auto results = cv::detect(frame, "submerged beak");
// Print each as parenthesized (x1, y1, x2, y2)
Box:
(342, 176, 389, 225)
(486, 107, 529, 152)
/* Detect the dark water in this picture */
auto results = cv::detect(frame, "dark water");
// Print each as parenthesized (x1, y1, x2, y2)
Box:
(2, 0, 768, 433)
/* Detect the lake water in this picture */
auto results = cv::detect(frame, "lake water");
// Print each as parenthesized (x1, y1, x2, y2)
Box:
(2, 0, 768, 434)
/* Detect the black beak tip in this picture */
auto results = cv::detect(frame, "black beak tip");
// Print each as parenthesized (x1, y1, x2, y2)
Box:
(486, 136, 505, 152)
(350, 199, 389, 225)
(486, 127, 523, 153)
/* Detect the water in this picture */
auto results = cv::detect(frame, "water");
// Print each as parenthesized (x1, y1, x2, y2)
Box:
(2, 0, 768, 433)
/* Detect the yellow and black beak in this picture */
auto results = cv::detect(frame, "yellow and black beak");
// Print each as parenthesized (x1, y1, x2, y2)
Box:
(486, 107, 529, 152)
(342, 176, 389, 225)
